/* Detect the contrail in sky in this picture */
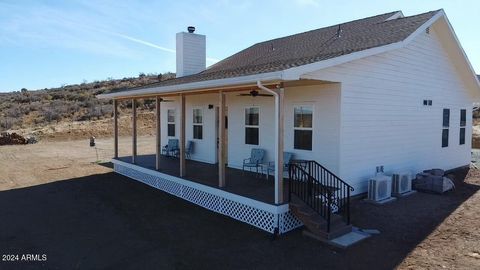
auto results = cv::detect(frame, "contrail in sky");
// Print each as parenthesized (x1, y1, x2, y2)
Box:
(110, 32, 219, 63)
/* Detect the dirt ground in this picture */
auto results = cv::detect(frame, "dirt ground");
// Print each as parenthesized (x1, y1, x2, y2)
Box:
(0, 138, 479, 269)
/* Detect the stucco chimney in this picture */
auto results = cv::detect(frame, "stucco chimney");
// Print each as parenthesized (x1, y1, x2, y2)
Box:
(176, 26, 206, 77)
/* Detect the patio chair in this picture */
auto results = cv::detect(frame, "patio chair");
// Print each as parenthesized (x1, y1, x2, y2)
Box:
(242, 148, 265, 175)
(162, 139, 179, 157)
(185, 140, 194, 159)
(266, 152, 294, 178)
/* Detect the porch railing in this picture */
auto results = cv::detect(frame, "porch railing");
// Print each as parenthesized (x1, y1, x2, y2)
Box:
(288, 160, 354, 232)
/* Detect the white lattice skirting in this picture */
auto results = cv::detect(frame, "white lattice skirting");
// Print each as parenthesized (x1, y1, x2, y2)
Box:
(112, 159, 303, 234)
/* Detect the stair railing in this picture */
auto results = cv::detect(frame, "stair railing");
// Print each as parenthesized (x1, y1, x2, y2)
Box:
(288, 160, 354, 232)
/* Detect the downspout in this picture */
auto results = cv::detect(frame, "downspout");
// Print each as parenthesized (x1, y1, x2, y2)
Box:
(257, 81, 281, 204)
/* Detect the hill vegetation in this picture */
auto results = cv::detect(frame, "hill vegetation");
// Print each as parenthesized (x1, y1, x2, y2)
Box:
(0, 72, 174, 132)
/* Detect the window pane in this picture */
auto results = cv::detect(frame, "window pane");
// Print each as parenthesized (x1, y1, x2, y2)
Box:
(193, 125, 203, 139)
(193, 109, 203, 124)
(294, 130, 313, 150)
(245, 127, 259, 145)
(460, 127, 465, 145)
(443, 109, 450, 127)
(168, 124, 175, 137)
(460, 109, 466, 127)
(168, 109, 175, 123)
(245, 108, 259, 126)
(442, 129, 449, 148)
(294, 106, 313, 128)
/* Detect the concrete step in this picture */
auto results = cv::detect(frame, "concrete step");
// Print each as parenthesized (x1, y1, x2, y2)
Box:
(289, 196, 352, 241)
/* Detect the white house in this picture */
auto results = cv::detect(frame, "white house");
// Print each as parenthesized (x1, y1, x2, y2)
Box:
(97, 10, 480, 239)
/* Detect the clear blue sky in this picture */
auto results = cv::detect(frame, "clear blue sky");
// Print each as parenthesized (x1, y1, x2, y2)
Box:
(0, 0, 479, 92)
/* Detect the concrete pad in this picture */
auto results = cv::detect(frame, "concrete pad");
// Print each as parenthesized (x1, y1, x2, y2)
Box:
(329, 231, 371, 249)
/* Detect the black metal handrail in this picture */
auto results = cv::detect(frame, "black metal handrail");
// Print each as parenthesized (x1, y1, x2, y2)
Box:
(288, 160, 354, 232)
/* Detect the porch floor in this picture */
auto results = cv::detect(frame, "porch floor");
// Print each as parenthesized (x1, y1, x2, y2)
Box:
(116, 154, 289, 205)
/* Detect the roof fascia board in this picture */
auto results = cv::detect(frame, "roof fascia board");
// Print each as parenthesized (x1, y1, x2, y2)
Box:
(437, 11, 480, 92)
(97, 71, 285, 99)
(402, 10, 444, 44)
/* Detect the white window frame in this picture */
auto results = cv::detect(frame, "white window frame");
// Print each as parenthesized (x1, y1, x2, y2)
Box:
(293, 104, 314, 151)
(167, 108, 176, 137)
(460, 108, 466, 145)
(442, 108, 450, 148)
(244, 106, 260, 145)
(192, 107, 203, 140)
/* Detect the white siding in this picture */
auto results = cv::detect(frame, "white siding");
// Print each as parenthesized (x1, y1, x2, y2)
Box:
(226, 85, 341, 173)
(226, 93, 276, 169)
(160, 86, 342, 173)
(284, 84, 341, 173)
(160, 94, 218, 164)
(306, 26, 473, 194)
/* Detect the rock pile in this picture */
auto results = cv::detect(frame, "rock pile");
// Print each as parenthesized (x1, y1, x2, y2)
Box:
(0, 132, 29, 146)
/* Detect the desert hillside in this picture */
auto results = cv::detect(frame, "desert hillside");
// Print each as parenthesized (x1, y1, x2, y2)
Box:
(0, 73, 174, 141)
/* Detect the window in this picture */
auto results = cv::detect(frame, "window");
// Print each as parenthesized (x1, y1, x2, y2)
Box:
(460, 109, 466, 145)
(294, 106, 313, 150)
(443, 108, 450, 127)
(460, 109, 467, 126)
(167, 109, 175, 137)
(193, 108, 203, 139)
(442, 108, 449, 147)
(423, 100, 432, 106)
(245, 107, 259, 145)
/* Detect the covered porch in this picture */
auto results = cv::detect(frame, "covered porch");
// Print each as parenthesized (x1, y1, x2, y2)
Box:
(101, 78, 339, 234)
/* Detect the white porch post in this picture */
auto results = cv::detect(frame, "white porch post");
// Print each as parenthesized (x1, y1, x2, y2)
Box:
(155, 96, 161, 170)
(218, 91, 226, 187)
(275, 86, 285, 204)
(179, 94, 186, 177)
(132, 98, 137, 164)
(113, 99, 118, 159)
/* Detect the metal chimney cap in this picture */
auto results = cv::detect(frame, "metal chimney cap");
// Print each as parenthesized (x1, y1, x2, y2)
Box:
(187, 26, 195, 33)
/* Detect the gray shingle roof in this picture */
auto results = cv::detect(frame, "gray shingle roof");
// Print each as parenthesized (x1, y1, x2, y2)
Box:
(113, 10, 440, 93)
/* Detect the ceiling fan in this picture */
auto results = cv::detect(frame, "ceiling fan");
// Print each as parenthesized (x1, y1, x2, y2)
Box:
(158, 98, 174, 102)
(237, 90, 273, 97)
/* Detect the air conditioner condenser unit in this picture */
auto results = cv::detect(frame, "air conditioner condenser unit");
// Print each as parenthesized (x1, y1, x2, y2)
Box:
(367, 174, 395, 203)
(392, 172, 414, 197)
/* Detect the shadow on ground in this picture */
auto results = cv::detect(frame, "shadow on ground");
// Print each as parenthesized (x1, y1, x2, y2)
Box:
(0, 168, 478, 269)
